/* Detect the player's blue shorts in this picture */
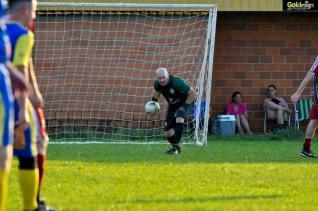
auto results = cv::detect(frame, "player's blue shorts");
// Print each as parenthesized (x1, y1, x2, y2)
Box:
(0, 63, 14, 147)
(13, 99, 38, 157)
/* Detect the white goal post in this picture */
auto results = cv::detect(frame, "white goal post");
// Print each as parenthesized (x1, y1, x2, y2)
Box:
(35, 2, 217, 145)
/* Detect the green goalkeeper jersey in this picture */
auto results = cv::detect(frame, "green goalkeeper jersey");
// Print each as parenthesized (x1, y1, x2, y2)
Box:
(154, 75, 190, 109)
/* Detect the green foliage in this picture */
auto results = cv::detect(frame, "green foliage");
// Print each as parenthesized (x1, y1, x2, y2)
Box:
(7, 138, 318, 211)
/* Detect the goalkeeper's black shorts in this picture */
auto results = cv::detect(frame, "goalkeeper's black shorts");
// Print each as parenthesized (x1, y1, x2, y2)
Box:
(164, 103, 193, 131)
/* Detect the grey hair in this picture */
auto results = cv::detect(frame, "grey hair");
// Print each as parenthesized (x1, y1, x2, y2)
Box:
(156, 67, 168, 75)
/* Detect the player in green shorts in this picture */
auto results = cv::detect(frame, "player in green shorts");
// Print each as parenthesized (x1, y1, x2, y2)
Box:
(151, 68, 197, 155)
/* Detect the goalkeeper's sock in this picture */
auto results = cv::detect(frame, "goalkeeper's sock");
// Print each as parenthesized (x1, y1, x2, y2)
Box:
(167, 136, 174, 145)
(0, 169, 9, 211)
(174, 123, 184, 145)
(19, 169, 39, 211)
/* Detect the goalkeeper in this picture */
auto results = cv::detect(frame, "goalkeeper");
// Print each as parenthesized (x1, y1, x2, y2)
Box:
(151, 68, 197, 155)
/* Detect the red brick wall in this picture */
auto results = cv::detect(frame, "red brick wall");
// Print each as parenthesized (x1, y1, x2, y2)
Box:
(34, 12, 318, 133)
(212, 12, 318, 132)
(34, 12, 208, 132)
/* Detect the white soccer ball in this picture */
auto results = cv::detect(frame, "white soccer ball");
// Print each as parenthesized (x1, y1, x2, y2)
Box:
(145, 101, 160, 114)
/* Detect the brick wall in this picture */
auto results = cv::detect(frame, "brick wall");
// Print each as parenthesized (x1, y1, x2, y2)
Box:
(212, 12, 318, 132)
(34, 12, 208, 133)
(34, 12, 318, 133)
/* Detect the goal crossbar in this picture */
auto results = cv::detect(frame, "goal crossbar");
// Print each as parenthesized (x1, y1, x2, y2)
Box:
(37, 2, 216, 9)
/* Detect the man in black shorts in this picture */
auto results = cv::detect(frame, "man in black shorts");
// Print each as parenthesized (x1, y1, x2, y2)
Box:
(263, 84, 292, 130)
(151, 68, 197, 155)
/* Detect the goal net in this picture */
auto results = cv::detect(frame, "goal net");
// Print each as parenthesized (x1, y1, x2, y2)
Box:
(34, 3, 217, 144)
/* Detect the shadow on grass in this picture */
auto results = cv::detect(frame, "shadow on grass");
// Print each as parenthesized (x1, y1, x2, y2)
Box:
(46, 137, 318, 164)
(113, 194, 283, 204)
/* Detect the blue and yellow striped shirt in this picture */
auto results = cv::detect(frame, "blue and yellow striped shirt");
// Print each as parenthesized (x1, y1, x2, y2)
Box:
(6, 22, 34, 68)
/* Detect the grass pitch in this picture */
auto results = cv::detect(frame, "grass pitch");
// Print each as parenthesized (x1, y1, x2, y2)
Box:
(7, 137, 318, 211)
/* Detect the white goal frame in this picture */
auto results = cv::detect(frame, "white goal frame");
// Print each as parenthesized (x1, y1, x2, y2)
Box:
(36, 2, 217, 145)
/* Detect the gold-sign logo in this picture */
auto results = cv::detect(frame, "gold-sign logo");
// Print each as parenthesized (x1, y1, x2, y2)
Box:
(283, 0, 316, 11)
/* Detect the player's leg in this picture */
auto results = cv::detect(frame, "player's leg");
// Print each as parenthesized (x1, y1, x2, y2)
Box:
(163, 107, 179, 154)
(164, 108, 176, 142)
(170, 106, 189, 154)
(0, 64, 14, 211)
(17, 156, 39, 211)
(170, 103, 195, 153)
(173, 117, 183, 152)
(34, 108, 48, 198)
(14, 100, 39, 210)
(300, 119, 318, 158)
(0, 146, 13, 211)
(300, 104, 318, 158)
(34, 108, 55, 211)
(164, 129, 178, 154)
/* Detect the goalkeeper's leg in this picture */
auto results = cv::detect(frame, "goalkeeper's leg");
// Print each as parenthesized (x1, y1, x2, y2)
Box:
(168, 105, 191, 154)
(164, 121, 182, 155)
(164, 129, 180, 155)
(164, 109, 180, 154)
(174, 107, 187, 144)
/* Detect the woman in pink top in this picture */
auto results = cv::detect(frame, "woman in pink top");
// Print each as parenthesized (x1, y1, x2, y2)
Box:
(226, 91, 253, 135)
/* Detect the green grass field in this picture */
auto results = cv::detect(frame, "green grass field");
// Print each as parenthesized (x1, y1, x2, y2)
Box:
(7, 136, 318, 211)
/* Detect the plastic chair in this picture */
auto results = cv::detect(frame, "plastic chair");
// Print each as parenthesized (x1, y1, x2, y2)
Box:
(294, 98, 312, 130)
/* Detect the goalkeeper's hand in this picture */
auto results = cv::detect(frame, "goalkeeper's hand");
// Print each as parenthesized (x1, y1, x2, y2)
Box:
(151, 97, 158, 102)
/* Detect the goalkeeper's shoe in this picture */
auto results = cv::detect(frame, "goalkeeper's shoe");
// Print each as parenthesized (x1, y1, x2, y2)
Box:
(165, 146, 181, 155)
(300, 148, 315, 158)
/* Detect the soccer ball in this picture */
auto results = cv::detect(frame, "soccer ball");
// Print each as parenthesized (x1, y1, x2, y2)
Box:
(145, 101, 160, 114)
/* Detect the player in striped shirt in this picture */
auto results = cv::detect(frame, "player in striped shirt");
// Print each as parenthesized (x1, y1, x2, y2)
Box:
(0, 0, 30, 210)
(0, 20, 14, 211)
(6, 0, 54, 210)
(291, 56, 318, 158)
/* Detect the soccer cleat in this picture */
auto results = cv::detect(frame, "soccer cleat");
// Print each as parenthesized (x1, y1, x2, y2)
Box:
(36, 200, 56, 211)
(165, 146, 181, 155)
(300, 148, 315, 158)
(35, 205, 56, 211)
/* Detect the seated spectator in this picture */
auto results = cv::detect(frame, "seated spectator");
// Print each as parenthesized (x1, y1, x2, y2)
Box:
(226, 91, 253, 135)
(263, 84, 292, 129)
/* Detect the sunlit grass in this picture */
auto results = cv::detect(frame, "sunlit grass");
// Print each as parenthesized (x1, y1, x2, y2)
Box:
(7, 137, 318, 210)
